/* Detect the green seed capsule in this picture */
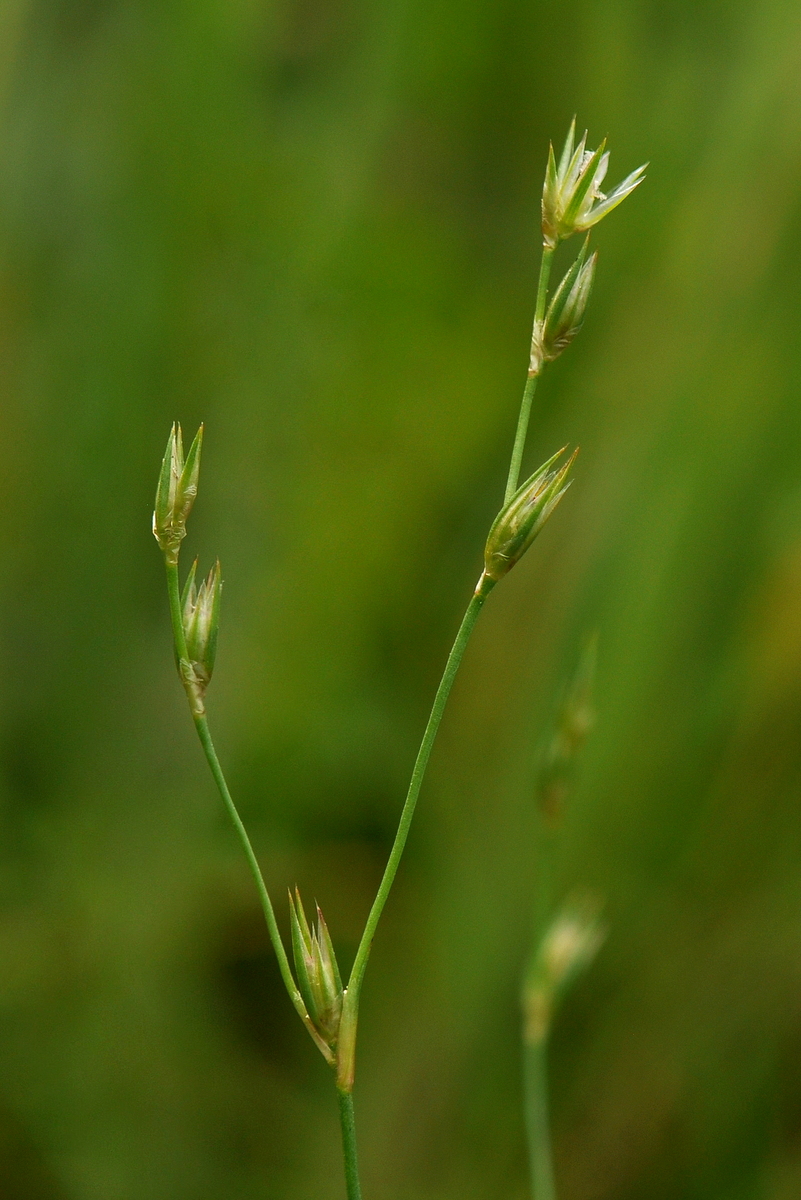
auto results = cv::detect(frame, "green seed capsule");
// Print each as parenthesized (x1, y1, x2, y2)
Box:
(483, 447, 578, 582)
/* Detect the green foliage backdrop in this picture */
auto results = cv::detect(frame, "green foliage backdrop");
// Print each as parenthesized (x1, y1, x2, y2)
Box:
(2, 0, 801, 1196)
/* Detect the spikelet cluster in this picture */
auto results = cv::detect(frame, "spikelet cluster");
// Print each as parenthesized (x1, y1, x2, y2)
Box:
(541, 119, 646, 249)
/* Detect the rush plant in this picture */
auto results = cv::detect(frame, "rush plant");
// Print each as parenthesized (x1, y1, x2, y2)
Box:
(523, 637, 603, 1200)
(152, 121, 645, 1198)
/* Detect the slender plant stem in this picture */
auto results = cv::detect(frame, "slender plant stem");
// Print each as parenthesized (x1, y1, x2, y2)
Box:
(524, 1035, 557, 1200)
(337, 1090, 363, 1200)
(341, 241, 557, 1078)
(504, 374, 540, 504)
(340, 585, 491, 1078)
(164, 561, 309, 1031)
(165, 554, 190, 661)
(166, 557, 360, 1188)
(534, 245, 554, 327)
(504, 244, 554, 504)
(192, 713, 297, 998)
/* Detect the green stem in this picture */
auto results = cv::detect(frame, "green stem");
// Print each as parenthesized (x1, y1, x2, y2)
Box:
(523, 1035, 557, 1200)
(339, 582, 492, 1088)
(164, 560, 329, 1056)
(165, 554, 190, 662)
(504, 244, 554, 504)
(534, 245, 554, 327)
(337, 1089, 363, 1200)
(504, 374, 540, 504)
(192, 711, 297, 1002)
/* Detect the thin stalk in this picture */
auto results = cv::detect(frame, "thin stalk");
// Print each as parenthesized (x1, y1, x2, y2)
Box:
(504, 374, 540, 504)
(192, 712, 296, 1002)
(523, 1035, 556, 1200)
(165, 555, 190, 663)
(505, 244, 554, 503)
(166, 558, 360, 1191)
(164, 561, 320, 1047)
(337, 1090, 363, 1200)
(534, 245, 554, 327)
(340, 584, 492, 1083)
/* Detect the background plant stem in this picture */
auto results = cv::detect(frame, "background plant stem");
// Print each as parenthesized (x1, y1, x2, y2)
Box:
(523, 820, 557, 1200)
(534, 823, 556, 952)
(524, 1035, 557, 1200)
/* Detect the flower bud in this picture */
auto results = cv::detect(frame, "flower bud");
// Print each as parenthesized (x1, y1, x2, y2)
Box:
(153, 423, 203, 564)
(483, 447, 578, 582)
(542, 119, 646, 249)
(530, 238, 597, 373)
(180, 559, 222, 702)
(288, 889, 343, 1056)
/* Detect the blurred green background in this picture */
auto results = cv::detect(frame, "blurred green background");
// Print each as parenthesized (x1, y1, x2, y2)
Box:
(1, 0, 801, 1197)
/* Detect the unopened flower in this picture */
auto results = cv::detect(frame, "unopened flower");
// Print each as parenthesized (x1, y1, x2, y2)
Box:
(482, 447, 578, 584)
(531, 237, 597, 373)
(153, 423, 203, 563)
